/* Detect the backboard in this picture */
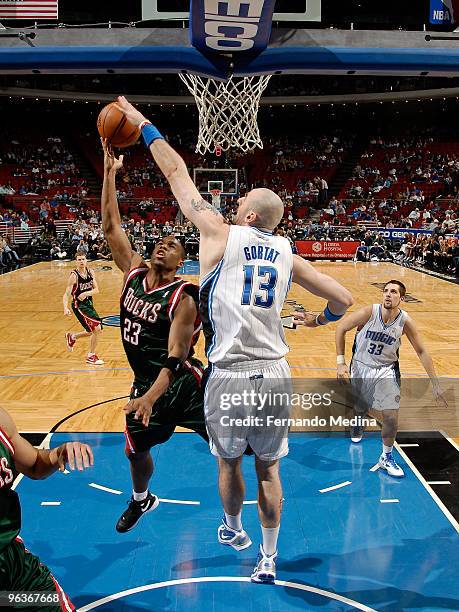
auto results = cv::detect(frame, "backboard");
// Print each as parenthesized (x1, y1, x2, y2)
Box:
(142, 0, 321, 22)
(193, 168, 238, 196)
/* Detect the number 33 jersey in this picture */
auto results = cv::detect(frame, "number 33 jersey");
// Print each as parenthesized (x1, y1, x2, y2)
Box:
(352, 304, 407, 368)
(120, 267, 201, 386)
(200, 225, 293, 365)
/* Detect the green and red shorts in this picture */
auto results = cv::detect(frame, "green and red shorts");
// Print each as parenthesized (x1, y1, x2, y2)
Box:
(72, 299, 102, 333)
(125, 358, 208, 453)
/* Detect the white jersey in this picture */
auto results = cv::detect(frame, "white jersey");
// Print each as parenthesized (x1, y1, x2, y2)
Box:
(200, 225, 293, 366)
(352, 304, 407, 368)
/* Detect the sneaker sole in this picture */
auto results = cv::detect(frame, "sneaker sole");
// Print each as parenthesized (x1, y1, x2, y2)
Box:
(378, 461, 405, 478)
(116, 497, 160, 533)
(218, 534, 252, 551)
(251, 573, 275, 584)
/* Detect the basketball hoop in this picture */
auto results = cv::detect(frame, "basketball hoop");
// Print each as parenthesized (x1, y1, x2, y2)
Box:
(179, 73, 272, 155)
(210, 189, 222, 209)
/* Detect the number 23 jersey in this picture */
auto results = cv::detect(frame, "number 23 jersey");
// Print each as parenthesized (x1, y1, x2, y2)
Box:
(120, 267, 201, 386)
(352, 304, 407, 368)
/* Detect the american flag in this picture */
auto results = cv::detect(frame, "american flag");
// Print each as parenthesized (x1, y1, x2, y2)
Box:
(0, 0, 58, 19)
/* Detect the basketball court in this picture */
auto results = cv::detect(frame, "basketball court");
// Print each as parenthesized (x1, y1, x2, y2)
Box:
(1, 260, 458, 611)
(1, 0, 459, 610)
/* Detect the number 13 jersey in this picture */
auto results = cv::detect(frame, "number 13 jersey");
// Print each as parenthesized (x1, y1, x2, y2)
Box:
(200, 225, 293, 366)
(120, 267, 201, 386)
(352, 304, 407, 368)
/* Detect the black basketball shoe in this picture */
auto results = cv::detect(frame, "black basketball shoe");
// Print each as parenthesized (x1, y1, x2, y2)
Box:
(116, 492, 159, 533)
(350, 424, 364, 443)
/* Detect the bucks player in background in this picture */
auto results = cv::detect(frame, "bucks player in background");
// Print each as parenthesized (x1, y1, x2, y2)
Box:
(335, 280, 447, 477)
(0, 406, 93, 610)
(115, 97, 353, 584)
(63, 252, 104, 365)
(101, 140, 206, 533)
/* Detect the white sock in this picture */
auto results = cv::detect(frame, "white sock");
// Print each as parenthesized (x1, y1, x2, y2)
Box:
(133, 489, 148, 502)
(225, 511, 242, 531)
(261, 525, 279, 556)
(383, 444, 393, 455)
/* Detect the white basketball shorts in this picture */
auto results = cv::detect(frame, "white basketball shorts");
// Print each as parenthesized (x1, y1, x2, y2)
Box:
(204, 358, 292, 461)
(350, 360, 401, 412)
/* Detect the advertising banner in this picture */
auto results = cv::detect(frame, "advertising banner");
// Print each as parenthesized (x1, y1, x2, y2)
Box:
(296, 241, 360, 259)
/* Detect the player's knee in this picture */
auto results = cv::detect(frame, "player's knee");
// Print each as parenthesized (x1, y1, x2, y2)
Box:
(126, 450, 149, 462)
(383, 414, 398, 432)
(218, 456, 242, 472)
(255, 457, 279, 481)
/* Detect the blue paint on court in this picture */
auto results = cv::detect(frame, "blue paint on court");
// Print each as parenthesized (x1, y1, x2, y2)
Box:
(17, 433, 459, 611)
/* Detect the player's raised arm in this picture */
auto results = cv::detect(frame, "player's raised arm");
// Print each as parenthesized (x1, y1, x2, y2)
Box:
(101, 139, 143, 274)
(124, 294, 198, 427)
(403, 316, 448, 406)
(114, 96, 228, 239)
(291, 255, 353, 323)
(0, 406, 93, 478)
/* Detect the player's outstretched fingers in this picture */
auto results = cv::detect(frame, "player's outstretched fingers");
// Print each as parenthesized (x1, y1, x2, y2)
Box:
(71, 443, 84, 471)
(80, 444, 94, 469)
(433, 386, 448, 408)
(65, 443, 76, 471)
(337, 365, 350, 384)
(115, 96, 146, 128)
(292, 310, 305, 325)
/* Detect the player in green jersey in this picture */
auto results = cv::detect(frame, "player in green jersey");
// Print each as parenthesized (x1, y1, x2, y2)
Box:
(63, 252, 104, 365)
(101, 139, 207, 533)
(0, 406, 93, 611)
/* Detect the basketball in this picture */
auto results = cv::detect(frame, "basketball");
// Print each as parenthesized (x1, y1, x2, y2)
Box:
(97, 102, 140, 148)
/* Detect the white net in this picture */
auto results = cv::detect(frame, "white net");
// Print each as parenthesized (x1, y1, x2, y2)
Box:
(179, 73, 272, 155)
(210, 189, 222, 209)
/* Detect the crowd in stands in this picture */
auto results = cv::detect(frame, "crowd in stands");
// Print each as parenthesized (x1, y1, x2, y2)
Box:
(343, 133, 459, 200)
(0, 234, 21, 269)
(1, 124, 459, 279)
(248, 133, 351, 208)
(0, 135, 87, 197)
(2, 201, 458, 277)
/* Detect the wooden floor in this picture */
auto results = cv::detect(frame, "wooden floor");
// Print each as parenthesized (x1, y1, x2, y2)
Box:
(0, 260, 458, 439)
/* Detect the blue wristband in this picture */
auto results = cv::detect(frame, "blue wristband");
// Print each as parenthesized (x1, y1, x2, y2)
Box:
(141, 122, 165, 147)
(324, 305, 343, 322)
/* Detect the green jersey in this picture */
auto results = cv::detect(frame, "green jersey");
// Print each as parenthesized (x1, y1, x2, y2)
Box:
(120, 266, 201, 387)
(71, 267, 95, 309)
(0, 428, 20, 552)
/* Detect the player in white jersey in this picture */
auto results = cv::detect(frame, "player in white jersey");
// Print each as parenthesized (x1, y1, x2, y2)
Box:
(335, 280, 447, 477)
(116, 96, 353, 583)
